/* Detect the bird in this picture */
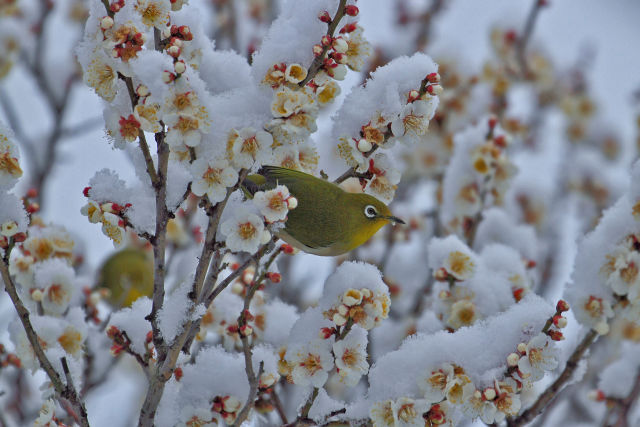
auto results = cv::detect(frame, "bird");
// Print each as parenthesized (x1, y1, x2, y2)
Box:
(97, 247, 154, 307)
(243, 166, 404, 256)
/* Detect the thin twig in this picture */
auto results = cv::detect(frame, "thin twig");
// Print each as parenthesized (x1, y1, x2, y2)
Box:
(508, 329, 599, 426)
(612, 373, 640, 427)
(298, 0, 348, 87)
(271, 388, 289, 425)
(516, 0, 546, 77)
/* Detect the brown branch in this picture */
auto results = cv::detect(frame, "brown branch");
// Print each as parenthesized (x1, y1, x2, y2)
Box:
(191, 169, 249, 303)
(612, 373, 640, 427)
(298, 0, 348, 87)
(234, 245, 284, 424)
(508, 329, 599, 426)
(119, 73, 159, 187)
(516, 0, 547, 77)
(271, 388, 289, 425)
(415, 0, 445, 51)
(0, 259, 90, 427)
(300, 387, 319, 420)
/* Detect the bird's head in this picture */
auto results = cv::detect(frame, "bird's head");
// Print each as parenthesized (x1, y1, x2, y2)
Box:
(343, 193, 405, 250)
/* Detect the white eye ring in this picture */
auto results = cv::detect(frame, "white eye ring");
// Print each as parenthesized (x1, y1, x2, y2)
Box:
(364, 205, 377, 218)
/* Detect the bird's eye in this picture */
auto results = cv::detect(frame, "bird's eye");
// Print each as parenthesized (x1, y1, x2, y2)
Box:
(364, 205, 377, 218)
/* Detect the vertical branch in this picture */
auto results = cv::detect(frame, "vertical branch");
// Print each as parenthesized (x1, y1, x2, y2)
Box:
(516, 0, 547, 77)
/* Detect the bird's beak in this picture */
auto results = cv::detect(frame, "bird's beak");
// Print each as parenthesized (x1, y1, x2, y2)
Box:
(385, 215, 405, 225)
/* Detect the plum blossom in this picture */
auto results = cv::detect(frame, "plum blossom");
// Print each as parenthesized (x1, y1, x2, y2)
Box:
(343, 26, 372, 72)
(418, 363, 471, 404)
(391, 99, 437, 145)
(332, 326, 369, 386)
(253, 185, 293, 223)
(33, 258, 76, 315)
(517, 333, 559, 382)
(221, 209, 269, 254)
(135, 0, 171, 28)
(190, 158, 238, 204)
(443, 250, 475, 281)
(370, 400, 397, 427)
(460, 386, 497, 424)
(228, 127, 273, 169)
(395, 397, 429, 427)
(286, 339, 334, 387)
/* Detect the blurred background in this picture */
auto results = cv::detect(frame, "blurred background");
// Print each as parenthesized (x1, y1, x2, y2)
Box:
(1, 0, 640, 425)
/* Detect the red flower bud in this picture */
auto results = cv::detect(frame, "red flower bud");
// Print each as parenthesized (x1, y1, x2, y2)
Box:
(339, 23, 357, 34)
(318, 11, 331, 23)
(174, 367, 183, 381)
(344, 5, 359, 16)
(556, 299, 570, 313)
(83, 186, 91, 197)
(266, 272, 282, 283)
(547, 330, 564, 341)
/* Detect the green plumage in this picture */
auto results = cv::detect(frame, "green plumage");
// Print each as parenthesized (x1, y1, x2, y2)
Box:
(244, 166, 395, 256)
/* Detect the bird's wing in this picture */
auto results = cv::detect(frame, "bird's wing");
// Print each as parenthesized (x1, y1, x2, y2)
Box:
(259, 166, 346, 250)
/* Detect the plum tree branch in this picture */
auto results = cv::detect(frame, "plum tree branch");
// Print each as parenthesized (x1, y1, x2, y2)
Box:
(0, 257, 90, 427)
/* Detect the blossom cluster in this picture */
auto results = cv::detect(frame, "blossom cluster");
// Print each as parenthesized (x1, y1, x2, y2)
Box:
(567, 161, 640, 335)
(363, 295, 560, 426)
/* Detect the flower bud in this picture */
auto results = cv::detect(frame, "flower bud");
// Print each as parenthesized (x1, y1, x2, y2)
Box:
(239, 324, 253, 337)
(516, 342, 527, 354)
(223, 396, 242, 413)
(167, 45, 181, 58)
(281, 243, 294, 254)
(31, 289, 44, 302)
(312, 44, 324, 57)
(547, 330, 564, 341)
(594, 321, 610, 336)
(260, 230, 272, 244)
(259, 372, 278, 388)
(338, 304, 349, 316)
(231, 281, 244, 295)
(136, 84, 150, 97)
(588, 389, 606, 402)
(321, 35, 332, 47)
(100, 16, 114, 30)
(553, 315, 567, 329)
(483, 388, 496, 401)
(266, 272, 282, 283)
(333, 313, 347, 326)
(286, 196, 298, 210)
(343, 289, 363, 306)
(506, 352, 520, 367)
(318, 11, 331, 23)
(162, 70, 176, 83)
(434, 267, 449, 281)
(556, 299, 570, 313)
(344, 5, 359, 16)
(356, 138, 372, 153)
(330, 64, 347, 80)
(174, 60, 186, 74)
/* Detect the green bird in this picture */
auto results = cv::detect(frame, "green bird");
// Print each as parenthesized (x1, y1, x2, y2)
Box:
(243, 166, 404, 256)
